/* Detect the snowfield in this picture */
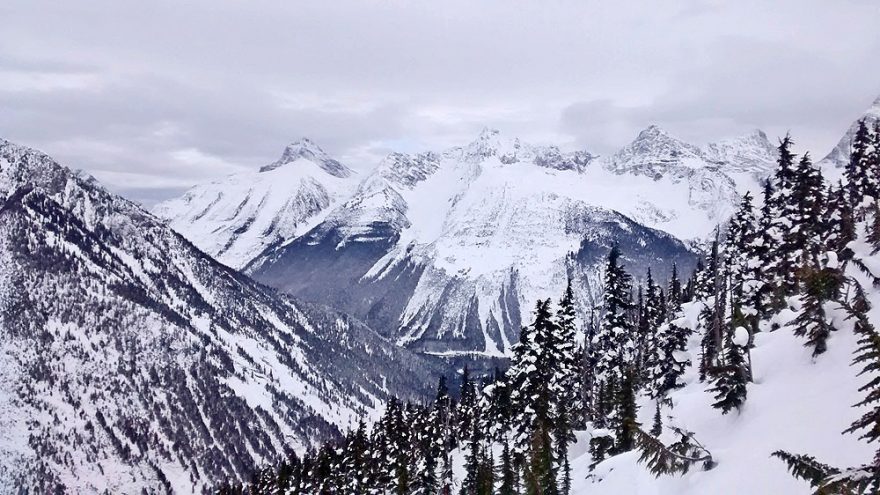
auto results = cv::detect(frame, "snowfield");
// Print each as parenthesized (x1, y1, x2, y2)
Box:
(570, 306, 870, 494)
(238, 126, 773, 355)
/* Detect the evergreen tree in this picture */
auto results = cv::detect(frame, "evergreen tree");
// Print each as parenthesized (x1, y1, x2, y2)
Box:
(707, 331, 749, 414)
(498, 440, 517, 495)
(651, 400, 663, 437)
(791, 153, 826, 279)
(725, 192, 757, 303)
(508, 300, 559, 493)
(590, 246, 636, 461)
(460, 412, 484, 495)
(458, 366, 477, 437)
(790, 262, 843, 357)
(846, 119, 873, 208)
(580, 312, 599, 425)
(640, 269, 664, 381)
(668, 262, 682, 311)
(871, 121, 880, 198)
(767, 134, 800, 296)
(698, 238, 726, 381)
(749, 179, 777, 316)
(594, 245, 635, 381)
(650, 317, 691, 397)
(612, 366, 639, 453)
(825, 181, 857, 260)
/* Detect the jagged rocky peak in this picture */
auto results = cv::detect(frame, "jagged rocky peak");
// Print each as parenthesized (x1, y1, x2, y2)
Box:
(704, 129, 777, 174)
(464, 126, 510, 159)
(259, 137, 353, 177)
(820, 94, 880, 170)
(374, 150, 442, 189)
(458, 127, 594, 171)
(605, 124, 704, 178)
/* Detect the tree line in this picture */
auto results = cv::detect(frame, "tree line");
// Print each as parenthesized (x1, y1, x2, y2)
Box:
(217, 118, 880, 494)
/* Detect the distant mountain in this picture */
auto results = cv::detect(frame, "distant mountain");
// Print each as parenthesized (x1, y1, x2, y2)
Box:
(159, 126, 774, 357)
(0, 139, 437, 492)
(819, 95, 880, 170)
(154, 139, 358, 269)
(242, 126, 775, 357)
(599, 125, 775, 234)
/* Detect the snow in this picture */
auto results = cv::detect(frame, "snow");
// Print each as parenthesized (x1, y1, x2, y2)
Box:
(345, 128, 771, 353)
(154, 142, 359, 269)
(562, 220, 880, 494)
(733, 327, 750, 347)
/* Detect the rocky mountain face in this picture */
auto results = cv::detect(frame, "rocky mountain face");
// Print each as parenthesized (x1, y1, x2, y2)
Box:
(599, 126, 776, 232)
(819, 95, 880, 171)
(157, 124, 778, 358)
(235, 126, 779, 357)
(0, 139, 438, 493)
(154, 139, 359, 269)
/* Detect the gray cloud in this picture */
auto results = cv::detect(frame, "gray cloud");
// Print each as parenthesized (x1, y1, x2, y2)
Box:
(1, 0, 878, 206)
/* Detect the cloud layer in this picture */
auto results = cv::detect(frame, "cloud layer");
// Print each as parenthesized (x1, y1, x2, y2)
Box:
(2, 0, 879, 205)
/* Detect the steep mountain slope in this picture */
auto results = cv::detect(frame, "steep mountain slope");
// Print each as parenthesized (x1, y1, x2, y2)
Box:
(158, 126, 773, 357)
(154, 139, 358, 269)
(819, 95, 880, 171)
(246, 127, 778, 356)
(0, 139, 437, 493)
(567, 216, 879, 495)
(600, 126, 774, 234)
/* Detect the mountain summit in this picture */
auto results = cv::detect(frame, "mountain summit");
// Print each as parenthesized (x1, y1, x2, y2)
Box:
(0, 138, 435, 492)
(161, 127, 775, 357)
(260, 138, 353, 177)
(155, 141, 359, 269)
(820, 94, 880, 170)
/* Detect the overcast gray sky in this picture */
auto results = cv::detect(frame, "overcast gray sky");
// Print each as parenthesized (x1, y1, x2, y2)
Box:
(2, 0, 879, 205)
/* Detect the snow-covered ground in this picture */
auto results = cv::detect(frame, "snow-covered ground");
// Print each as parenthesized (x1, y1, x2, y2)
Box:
(566, 226, 880, 494)
(570, 310, 870, 494)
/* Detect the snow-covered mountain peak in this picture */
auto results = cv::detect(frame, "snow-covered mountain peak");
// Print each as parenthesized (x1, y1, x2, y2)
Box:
(260, 138, 353, 178)
(819, 94, 880, 170)
(0, 137, 439, 492)
(868, 94, 880, 117)
(704, 128, 777, 174)
(154, 138, 360, 269)
(604, 125, 704, 178)
(636, 124, 668, 139)
(462, 126, 517, 161)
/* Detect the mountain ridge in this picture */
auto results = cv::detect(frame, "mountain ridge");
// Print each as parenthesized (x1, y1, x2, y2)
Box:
(0, 138, 437, 492)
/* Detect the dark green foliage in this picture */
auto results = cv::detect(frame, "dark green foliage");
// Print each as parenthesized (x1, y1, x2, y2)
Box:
(708, 332, 749, 414)
(651, 401, 663, 437)
(845, 283, 880, 455)
(825, 182, 857, 259)
(771, 450, 841, 488)
(498, 441, 517, 495)
(791, 153, 826, 274)
(791, 265, 844, 357)
(634, 425, 714, 478)
(668, 262, 682, 310)
(846, 120, 873, 208)
(613, 367, 639, 453)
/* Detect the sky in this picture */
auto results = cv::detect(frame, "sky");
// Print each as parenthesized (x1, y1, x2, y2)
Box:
(1, 0, 879, 206)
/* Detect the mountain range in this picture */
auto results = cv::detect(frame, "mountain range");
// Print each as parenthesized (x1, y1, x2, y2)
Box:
(157, 125, 779, 356)
(3, 94, 878, 492)
(0, 139, 438, 492)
